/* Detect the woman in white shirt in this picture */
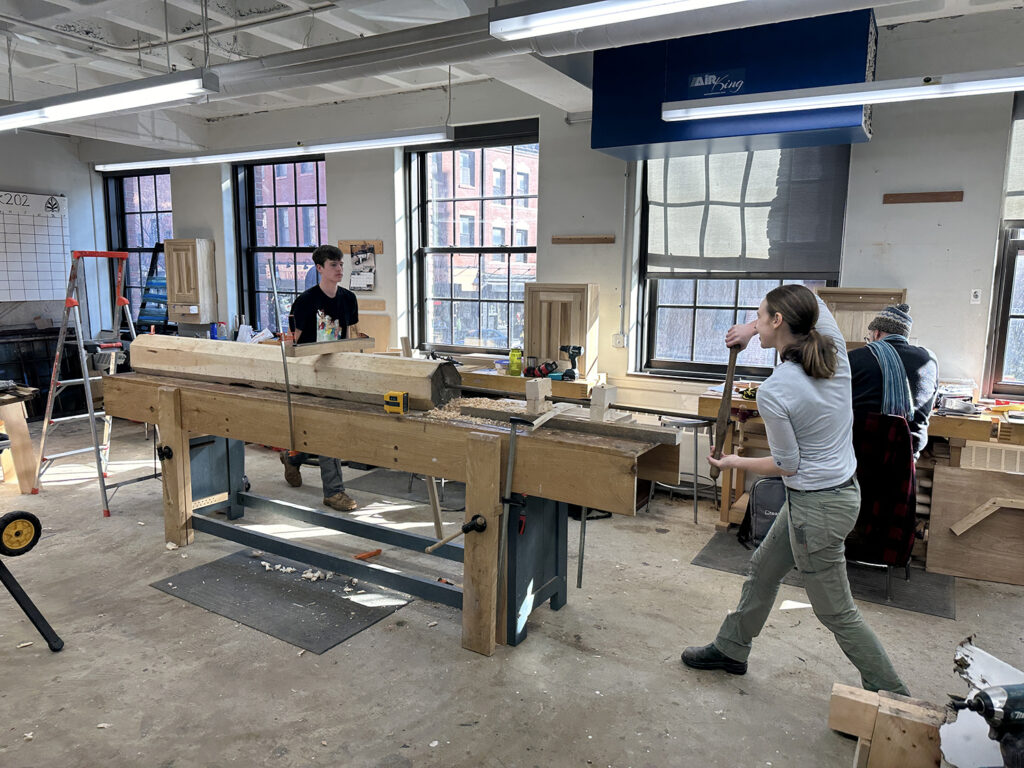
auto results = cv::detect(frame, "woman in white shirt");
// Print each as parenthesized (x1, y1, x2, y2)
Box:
(681, 284, 908, 695)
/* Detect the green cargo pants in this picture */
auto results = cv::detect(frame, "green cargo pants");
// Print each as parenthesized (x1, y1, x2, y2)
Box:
(714, 479, 909, 695)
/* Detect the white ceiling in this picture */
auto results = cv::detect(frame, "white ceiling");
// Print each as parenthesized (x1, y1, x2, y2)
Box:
(0, 0, 1019, 147)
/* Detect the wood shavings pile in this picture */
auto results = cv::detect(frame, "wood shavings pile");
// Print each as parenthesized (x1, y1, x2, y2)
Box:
(424, 397, 522, 426)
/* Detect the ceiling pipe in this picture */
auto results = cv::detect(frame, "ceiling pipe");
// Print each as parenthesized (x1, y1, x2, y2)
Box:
(208, 0, 909, 98)
(1, 0, 920, 112)
(0, 3, 337, 56)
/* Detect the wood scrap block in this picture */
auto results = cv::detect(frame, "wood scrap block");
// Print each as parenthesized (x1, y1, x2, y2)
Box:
(865, 695, 943, 768)
(829, 683, 880, 741)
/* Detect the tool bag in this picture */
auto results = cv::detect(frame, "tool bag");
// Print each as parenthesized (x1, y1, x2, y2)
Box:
(737, 477, 787, 549)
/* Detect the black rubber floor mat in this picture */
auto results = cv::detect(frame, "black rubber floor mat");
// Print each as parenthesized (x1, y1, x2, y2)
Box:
(345, 469, 466, 510)
(691, 530, 955, 619)
(152, 550, 409, 653)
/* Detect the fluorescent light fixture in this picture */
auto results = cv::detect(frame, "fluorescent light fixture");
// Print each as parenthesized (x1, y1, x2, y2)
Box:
(0, 68, 219, 133)
(489, 0, 749, 41)
(662, 66, 1024, 122)
(93, 126, 454, 172)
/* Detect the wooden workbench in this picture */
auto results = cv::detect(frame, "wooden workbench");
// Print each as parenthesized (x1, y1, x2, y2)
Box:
(0, 385, 38, 494)
(103, 372, 678, 654)
(696, 392, 1017, 528)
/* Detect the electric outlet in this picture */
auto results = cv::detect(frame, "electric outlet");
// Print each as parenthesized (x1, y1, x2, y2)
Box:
(970, 288, 982, 305)
(611, 333, 626, 349)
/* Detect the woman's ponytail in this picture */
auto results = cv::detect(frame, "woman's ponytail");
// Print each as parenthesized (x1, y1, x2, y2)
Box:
(767, 285, 839, 380)
(792, 329, 837, 379)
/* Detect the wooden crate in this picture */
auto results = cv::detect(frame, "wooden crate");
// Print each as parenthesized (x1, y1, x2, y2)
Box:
(523, 283, 599, 378)
(816, 287, 907, 349)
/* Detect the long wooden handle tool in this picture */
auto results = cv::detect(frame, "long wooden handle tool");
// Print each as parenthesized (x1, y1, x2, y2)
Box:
(709, 346, 740, 480)
(268, 264, 296, 452)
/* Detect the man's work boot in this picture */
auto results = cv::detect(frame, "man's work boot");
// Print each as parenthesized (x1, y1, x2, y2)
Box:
(280, 452, 301, 487)
(680, 644, 747, 675)
(323, 492, 358, 512)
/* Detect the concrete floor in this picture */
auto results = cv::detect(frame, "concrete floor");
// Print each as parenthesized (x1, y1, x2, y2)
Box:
(1, 419, 1022, 768)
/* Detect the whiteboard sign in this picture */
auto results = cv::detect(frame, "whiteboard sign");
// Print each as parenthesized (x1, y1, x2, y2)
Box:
(0, 191, 67, 217)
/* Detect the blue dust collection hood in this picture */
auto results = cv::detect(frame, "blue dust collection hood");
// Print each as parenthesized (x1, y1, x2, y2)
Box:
(591, 10, 876, 160)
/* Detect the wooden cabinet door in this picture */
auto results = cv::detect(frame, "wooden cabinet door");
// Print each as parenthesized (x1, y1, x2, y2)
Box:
(165, 239, 200, 305)
(164, 238, 217, 324)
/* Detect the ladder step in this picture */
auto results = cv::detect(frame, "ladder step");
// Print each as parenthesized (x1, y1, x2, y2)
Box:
(49, 411, 108, 424)
(43, 447, 109, 460)
(56, 376, 103, 386)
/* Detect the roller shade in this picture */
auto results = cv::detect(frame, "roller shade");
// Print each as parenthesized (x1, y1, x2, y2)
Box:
(646, 144, 850, 276)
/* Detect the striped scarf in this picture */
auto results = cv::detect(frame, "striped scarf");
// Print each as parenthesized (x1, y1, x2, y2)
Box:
(866, 336, 913, 421)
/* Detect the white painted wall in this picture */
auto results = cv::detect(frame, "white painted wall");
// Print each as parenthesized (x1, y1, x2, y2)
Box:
(842, 11, 1023, 384)
(0, 131, 110, 335)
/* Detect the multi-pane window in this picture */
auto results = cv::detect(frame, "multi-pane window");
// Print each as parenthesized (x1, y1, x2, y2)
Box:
(988, 220, 1024, 394)
(642, 145, 848, 376)
(236, 159, 328, 332)
(989, 101, 1024, 396)
(650, 278, 827, 369)
(415, 140, 539, 350)
(103, 171, 174, 324)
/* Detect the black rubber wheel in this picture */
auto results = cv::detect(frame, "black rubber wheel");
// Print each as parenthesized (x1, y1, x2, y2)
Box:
(0, 511, 41, 557)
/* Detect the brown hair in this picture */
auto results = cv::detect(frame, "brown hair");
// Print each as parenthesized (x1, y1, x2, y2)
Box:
(764, 284, 837, 379)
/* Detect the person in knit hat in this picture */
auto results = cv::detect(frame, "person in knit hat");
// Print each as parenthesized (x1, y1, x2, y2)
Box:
(850, 303, 939, 458)
(868, 303, 913, 337)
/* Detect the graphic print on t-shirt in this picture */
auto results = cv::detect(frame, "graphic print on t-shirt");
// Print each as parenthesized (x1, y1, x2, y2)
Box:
(316, 309, 344, 342)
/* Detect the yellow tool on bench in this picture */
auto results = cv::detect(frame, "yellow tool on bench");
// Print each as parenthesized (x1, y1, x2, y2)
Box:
(384, 391, 409, 414)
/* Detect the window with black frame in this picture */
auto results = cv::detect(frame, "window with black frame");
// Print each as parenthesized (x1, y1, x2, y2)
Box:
(413, 139, 538, 350)
(986, 100, 1024, 397)
(103, 170, 174, 324)
(235, 159, 328, 333)
(641, 145, 849, 378)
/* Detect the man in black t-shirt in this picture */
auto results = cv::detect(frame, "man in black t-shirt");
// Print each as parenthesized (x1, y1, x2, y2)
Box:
(280, 245, 361, 512)
(291, 249, 360, 343)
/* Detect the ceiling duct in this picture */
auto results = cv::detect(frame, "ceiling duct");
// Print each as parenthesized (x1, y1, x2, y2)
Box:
(206, 0, 911, 100)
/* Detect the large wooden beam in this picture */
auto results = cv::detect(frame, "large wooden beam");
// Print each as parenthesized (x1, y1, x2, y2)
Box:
(129, 335, 460, 411)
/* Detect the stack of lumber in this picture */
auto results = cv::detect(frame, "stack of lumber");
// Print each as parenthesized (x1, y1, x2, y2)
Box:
(127, 335, 461, 411)
(829, 683, 946, 768)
